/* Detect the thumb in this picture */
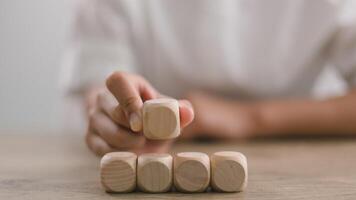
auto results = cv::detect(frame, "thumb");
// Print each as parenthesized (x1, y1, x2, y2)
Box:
(178, 100, 195, 128)
(106, 72, 157, 132)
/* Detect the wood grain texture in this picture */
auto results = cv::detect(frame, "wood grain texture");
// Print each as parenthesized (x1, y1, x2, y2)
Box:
(174, 152, 210, 193)
(211, 151, 247, 192)
(1, 134, 356, 199)
(137, 153, 173, 193)
(100, 152, 137, 193)
(143, 98, 180, 140)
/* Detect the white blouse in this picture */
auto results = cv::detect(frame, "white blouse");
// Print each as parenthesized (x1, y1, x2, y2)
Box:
(61, 0, 356, 100)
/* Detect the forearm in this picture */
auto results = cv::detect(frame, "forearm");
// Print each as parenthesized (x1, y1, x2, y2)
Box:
(256, 89, 356, 136)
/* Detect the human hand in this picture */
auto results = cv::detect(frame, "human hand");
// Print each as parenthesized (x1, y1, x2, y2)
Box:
(182, 91, 261, 140)
(85, 72, 194, 156)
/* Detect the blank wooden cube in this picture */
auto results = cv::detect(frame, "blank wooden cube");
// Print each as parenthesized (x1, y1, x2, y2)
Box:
(211, 151, 248, 192)
(174, 152, 210, 193)
(137, 153, 173, 193)
(143, 98, 180, 140)
(100, 152, 137, 193)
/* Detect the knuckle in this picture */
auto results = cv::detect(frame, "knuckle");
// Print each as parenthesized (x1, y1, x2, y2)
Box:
(112, 107, 130, 127)
(97, 92, 107, 108)
(122, 96, 139, 109)
(88, 112, 99, 128)
(112, 106, 122, 119)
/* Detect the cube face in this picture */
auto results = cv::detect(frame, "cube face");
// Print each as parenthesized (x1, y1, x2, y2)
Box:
(138, 162, 172, 192)
(145, 106, 178, 138)
(100, 152, 137, 193)
(212, 160, 246, 192)
(173, 152, 210, 193)
(143, 99, 180, 140)
(174, 160, 210, 192)
(137, 153, 173, 193)
(211, 151, 248, 192)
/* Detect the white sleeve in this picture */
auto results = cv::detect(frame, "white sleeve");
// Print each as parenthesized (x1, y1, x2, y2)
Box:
(60, 0, 136, 96)
(328, 1, 356, 88)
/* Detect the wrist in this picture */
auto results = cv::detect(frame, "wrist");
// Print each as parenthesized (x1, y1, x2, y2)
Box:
(252, 101, 293, 137)
(243, 102, 272, 137)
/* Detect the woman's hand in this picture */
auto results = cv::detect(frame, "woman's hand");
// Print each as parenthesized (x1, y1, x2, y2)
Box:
(182, 92, 262, 140)
(85, 72, 194, 156)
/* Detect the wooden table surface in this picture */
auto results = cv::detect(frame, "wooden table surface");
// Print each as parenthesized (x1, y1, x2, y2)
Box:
(1, 134, 356, 200)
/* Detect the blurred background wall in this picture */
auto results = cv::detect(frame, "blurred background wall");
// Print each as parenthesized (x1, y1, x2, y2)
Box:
(0, 0, 75, 134)
(0, 0, 347, 135)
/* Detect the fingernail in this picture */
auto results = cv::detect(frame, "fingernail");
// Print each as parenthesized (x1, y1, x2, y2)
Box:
(129, 112, 142, 132)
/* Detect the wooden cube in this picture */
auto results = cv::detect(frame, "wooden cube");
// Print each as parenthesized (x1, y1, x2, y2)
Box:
(174, 152, 210, 193)
(143, 98, 180, 140)
(211, 151, 248, 192)
(100, 152, 137, 193)
(137, 153, 173, 193)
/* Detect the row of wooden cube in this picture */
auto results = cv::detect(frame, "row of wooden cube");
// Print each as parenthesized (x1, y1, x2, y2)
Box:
(100, 151, 247, 193)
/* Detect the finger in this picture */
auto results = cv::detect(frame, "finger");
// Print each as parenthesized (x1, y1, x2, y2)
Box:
(85, 131, 114, 157)
(85, 87, 102, 116)
(106, 72, 158, 132)
(90, 110, 145, 149)
(97, 91, 130, 128)
(112, 105, 130, 128)
(178, 99, 195, 128)
(97, 90, 116, 115)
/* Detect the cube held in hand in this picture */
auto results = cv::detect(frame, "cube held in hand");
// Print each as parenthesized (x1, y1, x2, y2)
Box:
(143, 98, 180, 140)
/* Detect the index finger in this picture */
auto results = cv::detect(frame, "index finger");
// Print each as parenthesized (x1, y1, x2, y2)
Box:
(106, 71, 158, 132)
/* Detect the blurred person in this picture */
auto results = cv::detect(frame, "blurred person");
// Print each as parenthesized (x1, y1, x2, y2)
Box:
(61, 0, 356, 156)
